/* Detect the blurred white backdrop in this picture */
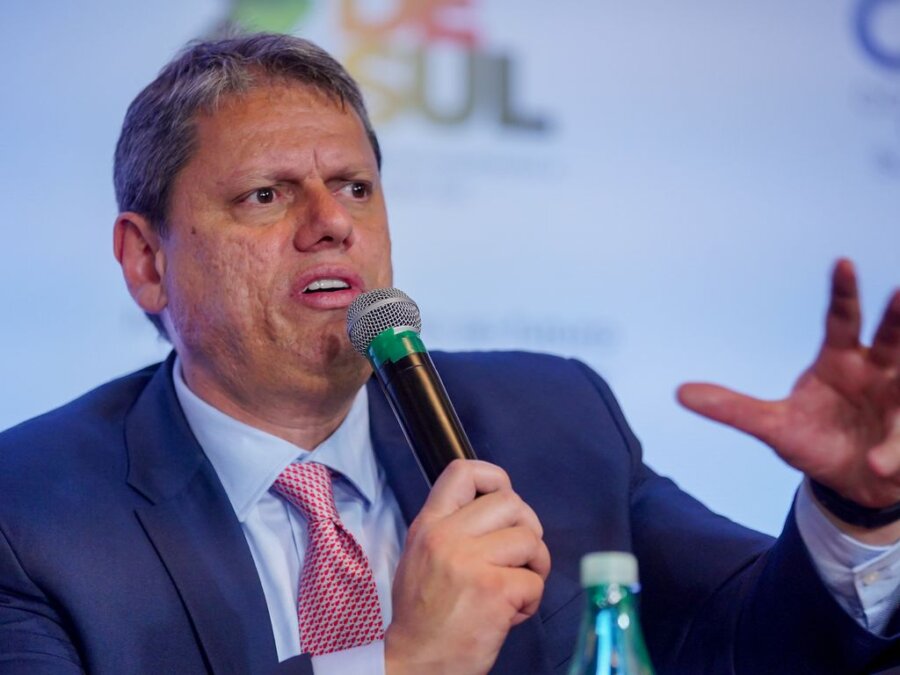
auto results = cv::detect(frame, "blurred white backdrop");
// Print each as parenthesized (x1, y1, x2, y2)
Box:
(1, 0, 898, 535)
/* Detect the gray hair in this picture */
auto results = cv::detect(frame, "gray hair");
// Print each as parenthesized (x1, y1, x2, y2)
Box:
(114, 32, 380, 235)
(113, 33, 381, 338)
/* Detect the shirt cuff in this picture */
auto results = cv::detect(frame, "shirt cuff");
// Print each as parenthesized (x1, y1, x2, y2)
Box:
(310, 640, 385, 675)
(795, 478, 900, 635)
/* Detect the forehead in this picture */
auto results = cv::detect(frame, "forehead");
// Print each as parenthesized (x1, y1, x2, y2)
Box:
(201, 79, 344, 124)
(187, 82, 373, 172)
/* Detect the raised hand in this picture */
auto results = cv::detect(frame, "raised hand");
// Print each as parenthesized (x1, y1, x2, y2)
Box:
(385, 460, 551, 675)
(677, 259, 900, 517)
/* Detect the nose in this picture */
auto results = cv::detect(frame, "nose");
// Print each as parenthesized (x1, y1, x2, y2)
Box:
(292, 181, 355, 252)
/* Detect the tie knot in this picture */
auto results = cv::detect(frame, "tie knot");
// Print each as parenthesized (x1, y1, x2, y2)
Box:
(272, 462, 338, 522)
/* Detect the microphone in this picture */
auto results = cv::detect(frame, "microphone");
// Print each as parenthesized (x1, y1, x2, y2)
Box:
(347, 288, 477, 486)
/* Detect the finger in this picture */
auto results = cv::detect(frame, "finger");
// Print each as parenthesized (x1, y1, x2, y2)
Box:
(478, 527, 552, 579)
(677, 383, 783, 445)
(868, 439, 900, 483)
(452, 489, 544, 539)
(418, 459, 512, 522)
(869, 290, 900, 369)
(824, 258, 862, 350)
(501, 566, 547, 626)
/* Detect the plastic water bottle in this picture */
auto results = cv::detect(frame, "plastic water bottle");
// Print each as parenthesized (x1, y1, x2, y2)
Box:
(567, 551, 655, 675)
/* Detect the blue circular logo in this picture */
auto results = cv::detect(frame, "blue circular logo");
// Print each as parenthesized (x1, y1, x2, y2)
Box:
(856, 0, 900, 70)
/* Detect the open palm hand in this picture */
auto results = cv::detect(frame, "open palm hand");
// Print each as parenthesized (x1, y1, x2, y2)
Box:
(678, 259, 900, 510)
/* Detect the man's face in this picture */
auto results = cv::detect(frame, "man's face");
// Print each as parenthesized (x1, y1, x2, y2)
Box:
(159, 82, 392, 406)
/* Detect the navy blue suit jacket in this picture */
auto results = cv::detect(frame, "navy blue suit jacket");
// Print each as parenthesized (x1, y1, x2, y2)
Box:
(0, 352, 897, 674)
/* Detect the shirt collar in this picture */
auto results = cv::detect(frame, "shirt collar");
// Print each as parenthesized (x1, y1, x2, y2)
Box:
(172, 356, 378, 522)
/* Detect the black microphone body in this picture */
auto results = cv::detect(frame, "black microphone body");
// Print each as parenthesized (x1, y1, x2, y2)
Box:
(347, 289, 477, 486)
(376, 350, 477, 486)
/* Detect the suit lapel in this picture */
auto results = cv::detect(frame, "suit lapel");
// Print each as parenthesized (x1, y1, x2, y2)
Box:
(126, 355, 279, 674)
(366, 374, 555, 673)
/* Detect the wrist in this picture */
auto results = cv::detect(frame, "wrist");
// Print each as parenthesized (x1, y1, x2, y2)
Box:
(809, 480, 900, 546)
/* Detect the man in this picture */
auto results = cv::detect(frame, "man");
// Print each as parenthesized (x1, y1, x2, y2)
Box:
(0, 33, 897, 674)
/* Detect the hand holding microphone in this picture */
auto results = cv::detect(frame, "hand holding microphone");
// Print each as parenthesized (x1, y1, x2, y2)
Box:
(347, 289, 550, 674)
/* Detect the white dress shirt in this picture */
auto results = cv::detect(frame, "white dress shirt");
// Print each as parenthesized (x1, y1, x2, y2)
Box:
(172, 357, 899, 675)
(173, 360, 406, 673)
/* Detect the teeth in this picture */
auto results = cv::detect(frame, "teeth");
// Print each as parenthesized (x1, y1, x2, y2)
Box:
(304, 278, 351, 293)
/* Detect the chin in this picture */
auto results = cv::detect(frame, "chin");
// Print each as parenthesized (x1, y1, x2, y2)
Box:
(293, 331, 365, 375)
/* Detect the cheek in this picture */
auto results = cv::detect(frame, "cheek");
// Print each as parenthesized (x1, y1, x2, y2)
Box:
(379, 244, 393, 286)
(366, 224, 393, 285)
(165, 234, 277, 325)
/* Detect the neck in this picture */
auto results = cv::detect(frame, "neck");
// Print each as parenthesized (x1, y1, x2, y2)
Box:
(177, 355, 370, 450)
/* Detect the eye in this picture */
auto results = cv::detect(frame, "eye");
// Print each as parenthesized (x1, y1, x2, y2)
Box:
(251, 187, 275, 204)
(238, 186, 279, 206)
(347, 182, 371, 200)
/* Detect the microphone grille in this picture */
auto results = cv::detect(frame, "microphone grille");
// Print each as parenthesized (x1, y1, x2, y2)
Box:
(347, 288, 422, 355)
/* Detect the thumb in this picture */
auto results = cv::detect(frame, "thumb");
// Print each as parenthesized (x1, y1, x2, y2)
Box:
(677, 383, 782, 445)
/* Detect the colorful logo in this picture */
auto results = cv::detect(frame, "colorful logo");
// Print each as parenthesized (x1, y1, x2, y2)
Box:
(216, 0, 315, 36)
(216, 0, 551, 131)
(338, 1, 548, 130)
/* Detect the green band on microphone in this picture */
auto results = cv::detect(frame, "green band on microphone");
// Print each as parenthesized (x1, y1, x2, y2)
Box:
(367, 327, 427, 368)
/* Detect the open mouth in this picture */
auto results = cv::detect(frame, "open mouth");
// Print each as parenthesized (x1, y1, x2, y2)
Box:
(302, 278, 351, 294)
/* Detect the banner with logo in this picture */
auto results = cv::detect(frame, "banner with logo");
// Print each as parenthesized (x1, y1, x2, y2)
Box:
(0, 0, 897, 534)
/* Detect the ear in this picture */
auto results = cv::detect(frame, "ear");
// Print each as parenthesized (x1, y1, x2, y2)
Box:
(113, 212, 168, 314)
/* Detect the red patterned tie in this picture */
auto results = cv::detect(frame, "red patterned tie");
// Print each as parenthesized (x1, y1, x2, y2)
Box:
(272, 462, 385, 655)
